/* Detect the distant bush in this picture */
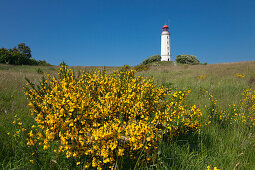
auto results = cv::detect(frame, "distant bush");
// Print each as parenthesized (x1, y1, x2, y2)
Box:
(120, 64, 148, 72)
(141, 55, 161, 65)
(176, 55, 200, 65)
(134, 64, 149, 72)
(37, 60, 52, 66)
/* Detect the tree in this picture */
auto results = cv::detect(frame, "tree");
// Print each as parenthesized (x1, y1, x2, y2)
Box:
(0, 48, 11, 64)
(15, 43, 32, 59)
(9, 48, 30, 65)
(0, 43, 51, 65)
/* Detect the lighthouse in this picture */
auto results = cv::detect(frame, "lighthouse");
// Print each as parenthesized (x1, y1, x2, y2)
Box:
(161, 24, 171, 61)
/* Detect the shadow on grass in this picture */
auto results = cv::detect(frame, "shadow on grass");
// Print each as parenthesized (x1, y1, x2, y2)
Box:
(0, 127, 15, 167)
(157, 131, 214, 169)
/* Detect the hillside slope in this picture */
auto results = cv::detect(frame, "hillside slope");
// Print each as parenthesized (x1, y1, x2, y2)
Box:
(0, 61, 255, 169)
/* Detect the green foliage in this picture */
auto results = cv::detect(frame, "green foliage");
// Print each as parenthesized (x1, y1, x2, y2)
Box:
(36, 68, 43, 74)
(0, 48, 10, 64)
(0, 47, 29, 65)
(120, 64, 131, 72)
(141, 55, 161, 65)
(59, 61, 68, 67)
(148, 61, 174, 67)
(16, 43, 32, 59)
(37, 60, 51, 66)
(1, 62, 255, 169)
(134, 64, 149, 71)
(0, 43, 51, 66)
(176, 55, 200, 65)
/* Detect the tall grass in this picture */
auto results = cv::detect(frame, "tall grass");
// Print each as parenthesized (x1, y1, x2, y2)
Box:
(0, 61, 255, 169)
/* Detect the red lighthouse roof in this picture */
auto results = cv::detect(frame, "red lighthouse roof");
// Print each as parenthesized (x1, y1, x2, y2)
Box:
(162, 24, 169, 29)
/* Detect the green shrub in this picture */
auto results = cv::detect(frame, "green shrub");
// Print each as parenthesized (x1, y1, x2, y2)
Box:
(59, 61, 68, 67)
(120, 64, 131, 72)
(22, 66, 203, 169)
(134, 64, 149, 71)
(37, 60, 52, 66)
(36, 68, 43, 74)
(141, 55, 161, 65)
(176, 55, 200, 65)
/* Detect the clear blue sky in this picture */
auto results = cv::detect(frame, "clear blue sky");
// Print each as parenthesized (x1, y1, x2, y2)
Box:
(0, 0, 254, 66)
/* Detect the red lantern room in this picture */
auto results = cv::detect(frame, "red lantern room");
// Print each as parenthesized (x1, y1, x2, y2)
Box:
(162, 24, 169, 32)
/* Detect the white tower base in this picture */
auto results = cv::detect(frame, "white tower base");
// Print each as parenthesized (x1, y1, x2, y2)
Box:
(161, 55, 171, 61)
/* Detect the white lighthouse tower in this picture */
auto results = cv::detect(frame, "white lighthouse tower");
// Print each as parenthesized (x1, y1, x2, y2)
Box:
(161, 24, 171, 61)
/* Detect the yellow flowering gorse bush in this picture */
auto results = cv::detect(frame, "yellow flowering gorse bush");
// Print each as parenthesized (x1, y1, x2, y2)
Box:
(155, 90, 203, 136)
(230, 88, 255, 126)
(199, 74, 207, 80)
(24, 66, 203, 169)
(203, 88, 255, 127)
(235, 73, 245, 79)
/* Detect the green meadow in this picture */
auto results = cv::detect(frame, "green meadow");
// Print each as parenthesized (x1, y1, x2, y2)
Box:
(1, 61, 255, 169)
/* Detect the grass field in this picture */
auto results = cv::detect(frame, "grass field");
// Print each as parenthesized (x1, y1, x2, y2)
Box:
(0, 61, 255, 169)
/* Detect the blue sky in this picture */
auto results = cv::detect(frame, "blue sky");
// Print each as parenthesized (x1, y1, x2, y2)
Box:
(0, 0, 254, 66)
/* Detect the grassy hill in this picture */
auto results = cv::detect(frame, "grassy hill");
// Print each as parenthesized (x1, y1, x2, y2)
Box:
(0, 61, 255, 169)
(140, 61, 255, 108)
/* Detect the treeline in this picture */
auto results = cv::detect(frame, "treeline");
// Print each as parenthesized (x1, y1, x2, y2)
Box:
(0, 43, 51, 66)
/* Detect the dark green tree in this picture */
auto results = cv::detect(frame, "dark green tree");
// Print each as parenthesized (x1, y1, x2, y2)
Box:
(0, 43, 51, 65)
(8, 48, 30, 65)
(15, 43, 32, 59)
(0, 48, 11, 64)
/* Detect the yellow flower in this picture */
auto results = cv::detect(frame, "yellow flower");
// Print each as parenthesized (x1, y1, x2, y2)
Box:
(23, 66, 205, 169)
